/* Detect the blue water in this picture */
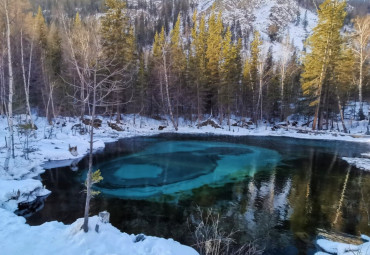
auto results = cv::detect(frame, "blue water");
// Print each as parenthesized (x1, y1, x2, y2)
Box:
(85, 141, 281, 199)
(26, 135, 370, 254)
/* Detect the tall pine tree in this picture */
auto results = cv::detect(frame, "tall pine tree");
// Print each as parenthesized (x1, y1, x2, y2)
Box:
(301, 0, 346, 130)
(205, 6, 223, 115)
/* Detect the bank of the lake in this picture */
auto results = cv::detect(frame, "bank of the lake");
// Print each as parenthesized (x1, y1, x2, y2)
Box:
(2, 115, 370, 255)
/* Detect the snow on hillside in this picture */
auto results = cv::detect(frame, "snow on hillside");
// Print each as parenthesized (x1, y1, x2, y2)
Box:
(128, 0, 317, 60)
(196, 0, 318, 58)
(197, 0, 216, 12)
(284, 6, 317, 51)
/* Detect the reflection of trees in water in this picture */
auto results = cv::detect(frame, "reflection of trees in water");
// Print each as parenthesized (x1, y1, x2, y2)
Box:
(243, 172, 293, 250)
(215, 150, 370, 252)
(359, 172, 370, 228)
(207, 167, 294, 251)
(288, 150, 370, 243)
(333, 166, 351, 225)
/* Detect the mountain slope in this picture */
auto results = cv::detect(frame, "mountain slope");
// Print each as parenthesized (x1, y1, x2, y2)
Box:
(129, 0, 318, 59)
(196, 0, 318, 56)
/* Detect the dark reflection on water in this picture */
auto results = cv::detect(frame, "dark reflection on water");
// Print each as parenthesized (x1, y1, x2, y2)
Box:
(26, 134, 370, 254)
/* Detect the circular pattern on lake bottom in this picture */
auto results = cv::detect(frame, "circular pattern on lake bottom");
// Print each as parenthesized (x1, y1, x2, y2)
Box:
(80, 141, 281, 199)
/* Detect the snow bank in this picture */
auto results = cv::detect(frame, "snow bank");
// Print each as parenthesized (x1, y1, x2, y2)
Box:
(0, 208, 198, 255)
(342, 157, 370, 171)
(0, 179, 50, 212)
(315, 239, 370, 255)
(0, 115, 200, 255)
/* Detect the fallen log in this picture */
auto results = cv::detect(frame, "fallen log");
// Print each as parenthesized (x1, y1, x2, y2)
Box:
(108, 121, 123, 131)
(197, 119, 221, 129)
(82, 118, 102, 128)
(317, 228, 363, 245)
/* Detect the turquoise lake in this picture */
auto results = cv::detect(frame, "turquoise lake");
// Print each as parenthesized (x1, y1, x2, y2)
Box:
(26, 134, 370, 254)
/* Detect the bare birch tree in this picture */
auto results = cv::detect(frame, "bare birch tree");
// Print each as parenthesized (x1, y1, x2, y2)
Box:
(62, 16, 126, 233)
(279, 34, 294, 121)
(352, 15, 370, 112)
(153, 28, 178, 131)
(0, 22, 5, 117)
(20, 26, 35, 128)
(162, 45, 178, 131)
(1, 0, 15, 169)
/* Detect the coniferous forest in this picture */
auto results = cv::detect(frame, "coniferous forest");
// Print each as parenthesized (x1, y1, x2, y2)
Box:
(0, 0, 368, 132)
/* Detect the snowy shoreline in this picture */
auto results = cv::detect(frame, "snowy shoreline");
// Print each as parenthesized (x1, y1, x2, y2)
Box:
(1, 115, 370, 254)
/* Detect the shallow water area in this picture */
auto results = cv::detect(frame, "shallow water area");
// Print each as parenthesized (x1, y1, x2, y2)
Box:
(26, 134, 370, 254)
(85, 140, 281, 199)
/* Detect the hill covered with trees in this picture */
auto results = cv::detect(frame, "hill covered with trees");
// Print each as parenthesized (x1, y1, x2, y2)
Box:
(0, 0, 368, 132)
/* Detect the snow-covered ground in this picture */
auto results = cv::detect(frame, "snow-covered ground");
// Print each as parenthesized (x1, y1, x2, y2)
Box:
(316, 238, 370, 255)
(0, 208, 197, 255)
(1, 110, 370, 255)
(0, 115, 200, 255)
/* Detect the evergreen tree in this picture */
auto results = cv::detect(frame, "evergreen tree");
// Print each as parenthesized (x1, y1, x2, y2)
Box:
(219, 27, 233, 125)
(250, 30, 263, 122)
(279, 34, 294, 120)
(190, 12, 208, 122)
(205, 6, 223, 114)
(74, 12, 82, 27)
(35, 6, 58, 122)
(334, 45, 355, 127)
(170, 14, 186, 75)
(100, 0, 131, 64)
(220, 29, 242, 127)
(134, 53, 148, 120)
(264, 46, 276, 120)
(100, 0, 136, 121)
(301, 0, 347, 130)
(35, 6, 47, 50)
(170, 14, 186, 121)
(303, 10, 308, 33)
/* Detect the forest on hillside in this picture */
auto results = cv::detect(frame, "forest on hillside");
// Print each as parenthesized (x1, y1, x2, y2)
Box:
(0, 0, 369, 134)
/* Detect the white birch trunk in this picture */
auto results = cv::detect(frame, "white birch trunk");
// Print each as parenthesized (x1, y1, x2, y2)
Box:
(162, 48, 178, 131)
(5, 0, 14, 161)
(20, 29, 34, 128)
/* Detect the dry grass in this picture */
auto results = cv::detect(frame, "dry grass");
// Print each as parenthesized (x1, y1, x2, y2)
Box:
(188, 206, 264, 255)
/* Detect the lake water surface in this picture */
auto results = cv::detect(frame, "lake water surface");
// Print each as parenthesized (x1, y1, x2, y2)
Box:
(26, 134, 370, 254)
